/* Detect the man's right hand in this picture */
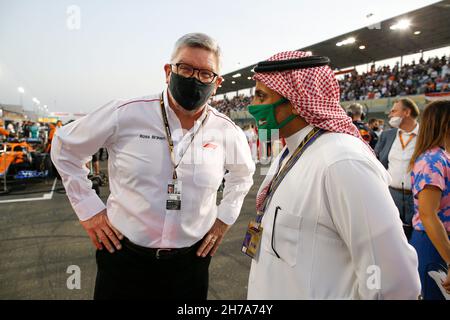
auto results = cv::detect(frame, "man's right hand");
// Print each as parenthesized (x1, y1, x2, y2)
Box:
(80, 210, 123, 253)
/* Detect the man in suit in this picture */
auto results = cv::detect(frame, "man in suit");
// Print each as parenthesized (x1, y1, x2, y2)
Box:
(375, 98, 420, 239)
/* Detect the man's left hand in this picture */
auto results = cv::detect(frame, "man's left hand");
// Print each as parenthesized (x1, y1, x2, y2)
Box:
(197, 218, 230, 258)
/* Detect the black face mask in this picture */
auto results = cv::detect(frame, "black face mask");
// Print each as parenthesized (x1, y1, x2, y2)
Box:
(168, 72, 215, 111)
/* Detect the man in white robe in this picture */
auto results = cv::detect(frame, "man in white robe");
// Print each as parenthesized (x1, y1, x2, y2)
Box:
(244, 51, 421, 300)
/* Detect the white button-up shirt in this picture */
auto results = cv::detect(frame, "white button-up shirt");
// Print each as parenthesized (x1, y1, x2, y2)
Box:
(51, 89, 255, 248)
(387, 124, 419, 190)
(247, 125, 420, 299)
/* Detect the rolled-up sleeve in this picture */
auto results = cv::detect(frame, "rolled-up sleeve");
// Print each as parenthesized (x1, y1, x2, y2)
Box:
(51, 100, 119, 221)
(217, 128, 255, 225)
(324, 159, 421, 299)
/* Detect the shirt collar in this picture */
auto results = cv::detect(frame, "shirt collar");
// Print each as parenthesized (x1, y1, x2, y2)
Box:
(285, 124, 314, 152)
(163, 88, 174, 119)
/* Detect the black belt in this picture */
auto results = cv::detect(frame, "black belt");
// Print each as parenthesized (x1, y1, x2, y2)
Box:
(122, 237, 200, 260)
(389, 186, 413, 195)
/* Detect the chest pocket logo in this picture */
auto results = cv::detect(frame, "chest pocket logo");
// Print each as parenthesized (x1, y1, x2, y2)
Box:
(203, 142, 217, 149)
(193, 143, 224, 189)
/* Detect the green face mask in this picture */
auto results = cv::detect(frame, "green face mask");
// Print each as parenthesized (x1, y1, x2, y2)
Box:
(247, 97, 296, 141)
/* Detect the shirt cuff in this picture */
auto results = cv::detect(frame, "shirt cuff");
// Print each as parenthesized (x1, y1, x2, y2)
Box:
(217, 202, 240, 225)
(72, 194, 106, 221)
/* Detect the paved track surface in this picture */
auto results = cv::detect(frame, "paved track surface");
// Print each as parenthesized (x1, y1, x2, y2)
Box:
(0, 161, 267, 300)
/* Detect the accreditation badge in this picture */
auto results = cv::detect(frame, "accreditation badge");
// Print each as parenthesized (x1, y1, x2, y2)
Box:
(241, 219, 263, 259)
(166, 180, 182, 210)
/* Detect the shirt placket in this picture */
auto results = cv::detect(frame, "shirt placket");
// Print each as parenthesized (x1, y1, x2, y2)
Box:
(401, 132, 407, 188)
(160, 102, 184, 248)
(159, 101, 206, 247)
(402, 131, 413, 190)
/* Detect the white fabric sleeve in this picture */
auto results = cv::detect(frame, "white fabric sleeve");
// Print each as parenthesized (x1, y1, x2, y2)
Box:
(324, 159, 421, 300)
(217, 127, 255, 225)
(50, 100, 119, 221)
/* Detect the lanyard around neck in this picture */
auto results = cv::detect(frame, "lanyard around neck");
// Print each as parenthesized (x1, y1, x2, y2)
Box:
(159, 92, 208, 180)
(258, 127, 325, 216)
(399, 131, 415, 150)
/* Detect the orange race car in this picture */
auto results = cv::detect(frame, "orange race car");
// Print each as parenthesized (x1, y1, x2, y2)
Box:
(0, 139, 54, 179)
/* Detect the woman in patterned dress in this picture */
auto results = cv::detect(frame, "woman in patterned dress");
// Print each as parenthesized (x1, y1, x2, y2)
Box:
(409, 100, 450, 300)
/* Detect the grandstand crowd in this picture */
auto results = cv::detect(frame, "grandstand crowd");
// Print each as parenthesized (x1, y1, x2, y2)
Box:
(210, 94, 253, 116)
(340, 55, 450, 101)
(211, 55, 450, 116)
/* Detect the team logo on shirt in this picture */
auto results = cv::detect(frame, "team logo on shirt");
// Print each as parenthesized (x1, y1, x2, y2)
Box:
(203, 142, 217, 149)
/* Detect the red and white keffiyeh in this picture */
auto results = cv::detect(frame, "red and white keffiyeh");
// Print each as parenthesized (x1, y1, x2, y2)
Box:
(253, 50, 362, 140)
(254, 51, 368, 212)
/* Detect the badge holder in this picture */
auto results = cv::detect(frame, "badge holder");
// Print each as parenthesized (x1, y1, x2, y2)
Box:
(166, 179, 182, 210)
(241, 219, 263, 259)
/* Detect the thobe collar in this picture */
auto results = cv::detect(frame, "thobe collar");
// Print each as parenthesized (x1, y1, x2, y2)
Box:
(285, 124, 315, 153)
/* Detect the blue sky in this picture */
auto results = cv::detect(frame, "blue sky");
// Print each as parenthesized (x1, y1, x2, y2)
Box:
(0, 0, 441, 113)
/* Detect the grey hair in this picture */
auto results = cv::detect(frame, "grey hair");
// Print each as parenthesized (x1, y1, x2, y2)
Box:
(170, 33, 222, 73)
(347, 103, 364, 116)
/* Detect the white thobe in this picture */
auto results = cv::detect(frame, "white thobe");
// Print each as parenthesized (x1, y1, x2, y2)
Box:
(247, 125, 421, 299)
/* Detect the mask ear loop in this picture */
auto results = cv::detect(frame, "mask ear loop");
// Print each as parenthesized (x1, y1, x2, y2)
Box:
(272, 97, 289, 107)
(277, 114, 297, 128)
(272, 98, 296, 129)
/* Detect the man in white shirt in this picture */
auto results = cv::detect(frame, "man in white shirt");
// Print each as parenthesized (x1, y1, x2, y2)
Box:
(244, 124, 258, 163)
(375, 98, 420, 239)
(7, 122, 15, 135)
(51, 33, 255, 300)
(244, 51, 420, 299)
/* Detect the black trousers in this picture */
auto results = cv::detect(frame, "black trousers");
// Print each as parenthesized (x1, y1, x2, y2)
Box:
(94, 238, 211, 300)
(389, 187, 414, 240)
